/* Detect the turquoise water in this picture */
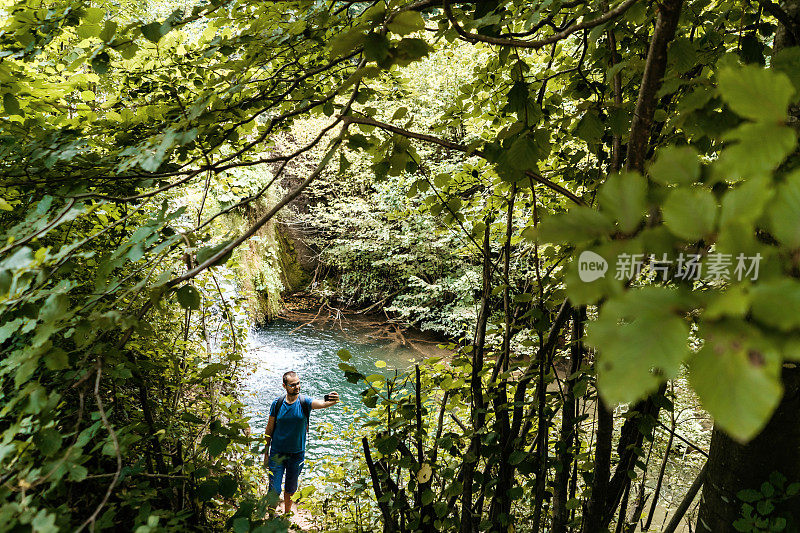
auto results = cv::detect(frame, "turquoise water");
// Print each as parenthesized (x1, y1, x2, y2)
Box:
(241, 319, 426, 462)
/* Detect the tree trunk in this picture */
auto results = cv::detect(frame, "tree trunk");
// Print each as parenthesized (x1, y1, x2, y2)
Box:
(460, 222, 492, 533)
(582, 398, 613, 533)
(696, 365, 800, 531)
(552, 308, 585, 533)
(488, 188, 517, 531)
(696, 1, 800, 529)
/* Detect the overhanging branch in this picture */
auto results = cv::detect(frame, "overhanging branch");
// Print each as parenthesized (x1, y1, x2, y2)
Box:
(442, 0, 639, 50)
(343, 115, 586, 205)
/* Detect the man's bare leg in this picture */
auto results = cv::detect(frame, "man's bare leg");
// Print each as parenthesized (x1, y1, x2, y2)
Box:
(284, 491, 294, 515)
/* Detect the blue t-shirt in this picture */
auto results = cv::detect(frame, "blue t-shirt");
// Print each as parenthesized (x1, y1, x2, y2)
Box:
(269, 395, 312, 454)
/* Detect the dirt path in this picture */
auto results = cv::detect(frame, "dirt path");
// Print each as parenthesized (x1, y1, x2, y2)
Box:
(272, 504, 317, 532)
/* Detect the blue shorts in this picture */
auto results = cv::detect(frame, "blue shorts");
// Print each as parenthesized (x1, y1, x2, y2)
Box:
(267, 451, 305, 495)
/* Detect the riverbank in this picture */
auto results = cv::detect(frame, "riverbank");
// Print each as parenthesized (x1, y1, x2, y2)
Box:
(276, 293, 453, 360)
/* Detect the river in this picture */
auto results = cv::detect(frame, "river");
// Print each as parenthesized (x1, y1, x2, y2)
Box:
(240, 318, 445, 462)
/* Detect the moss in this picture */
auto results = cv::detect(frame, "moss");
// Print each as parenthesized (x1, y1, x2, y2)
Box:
(228, 210, 284, 323)
(227, 206, 313, 323)
(275, 227, 310, 293)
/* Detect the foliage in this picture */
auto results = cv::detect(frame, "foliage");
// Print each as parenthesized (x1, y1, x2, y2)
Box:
(213, 166, 288, 322)
(3, 0, 800, 530)
(733, 472, 800, 532)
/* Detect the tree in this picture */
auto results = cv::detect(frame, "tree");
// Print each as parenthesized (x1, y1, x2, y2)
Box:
(3, 0, 800, 531)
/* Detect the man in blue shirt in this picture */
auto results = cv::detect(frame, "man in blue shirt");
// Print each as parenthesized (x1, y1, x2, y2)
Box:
(263, 371, 339, 516)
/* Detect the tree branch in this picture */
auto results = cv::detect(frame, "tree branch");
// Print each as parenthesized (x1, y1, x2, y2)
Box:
(625, 0, 684, 173)
(443, 0, 639, 49)
(343, 115, 586, 205)
(758, 0, 800, 44)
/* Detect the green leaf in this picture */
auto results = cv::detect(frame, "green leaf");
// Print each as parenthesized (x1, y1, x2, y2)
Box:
(363, 32, 390, 63)
(141, 22, 162, 43)
(737, 489, 762, 502)
(508, 450, 527, 465)
(76, 23, 100, 39)
(589, 288, 690, 404)
(31, 511, 58, 533)
(199, 363, 227, 379)
(218, 475, 237, 498)
(715, 122, 797, 181)
(768, 170, 800, 248)
(623, 1, 647, 23)
(84, 7, 105, 23)
(2, 246, 32, 270)
(394, 38, 429, 65)
(388, 11, 425, 35)
(538, 207, 614, 243)
(689, 321, 782, 441)
(648, 146, 700, 186)
(772, 47, 800, 97)
(34, 428, 63, 457)
(718, 65, 795, 122)
(598, 172, 647, 233)
(705, 286, 751, 320)
(330, 26, 365, 59)
(757, 499, 775, 516)
(91, 52, 110, 74)
(201, 434, 229, 456)
(45, 348, 69, 371)
(720, 175, 772, 227)
(337, 349, 352, 362)
(197, 480, 218, 501)
(662, 188, 716, 240)
(392, 107, 408, 120)
(416, 463, 432, 483)
(69, 464, 88, 482)
(608, 107, 631, 136)
(565, 243, 630, 306)
(3, 93, 20, 115)
(566, 498, 581, 510)
(232, 517, 250, 533)
(40, 293, 69, 323)
(506, 82, 530, 118)
(506, 134, 541, 170)
(769, 471, 786, 489)
(176, 285, 201, 310)
(668, 37, 697, 73)
(575, 111, 604, 145)
(363, 394, 378, 408)
(181, 412, 205, 424)
(376, 434, 398, 455)
(100, 20, 117, 42)
(750, 280, 800, 331)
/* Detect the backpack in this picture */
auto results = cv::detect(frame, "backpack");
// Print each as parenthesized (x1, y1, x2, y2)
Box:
(274, 394, 311, 435)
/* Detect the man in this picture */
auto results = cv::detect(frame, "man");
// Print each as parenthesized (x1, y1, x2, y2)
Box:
(263, 371, 339, 516)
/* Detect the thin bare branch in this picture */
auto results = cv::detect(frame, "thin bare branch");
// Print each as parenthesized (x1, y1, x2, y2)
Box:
(443, 0, 639, 49)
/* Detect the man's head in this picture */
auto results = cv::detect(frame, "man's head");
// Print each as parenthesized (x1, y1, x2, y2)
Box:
(282, 371, 300, 398)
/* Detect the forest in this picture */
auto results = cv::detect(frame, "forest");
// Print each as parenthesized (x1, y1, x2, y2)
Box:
(2, 0, 800, 531)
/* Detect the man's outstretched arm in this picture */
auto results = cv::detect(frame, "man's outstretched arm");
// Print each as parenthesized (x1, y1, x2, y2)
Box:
(312, 392, 339, 409)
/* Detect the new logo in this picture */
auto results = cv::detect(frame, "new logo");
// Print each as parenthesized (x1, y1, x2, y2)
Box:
(578, 251, 608, 282)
